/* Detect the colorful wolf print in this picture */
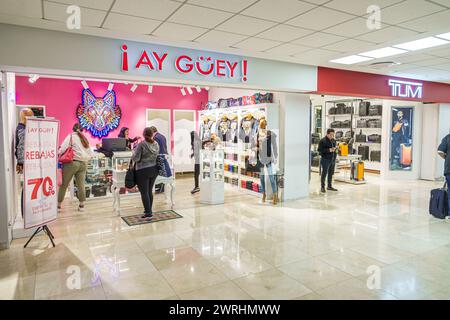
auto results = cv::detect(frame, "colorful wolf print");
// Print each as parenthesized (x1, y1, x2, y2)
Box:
(77, 89, 121, 138)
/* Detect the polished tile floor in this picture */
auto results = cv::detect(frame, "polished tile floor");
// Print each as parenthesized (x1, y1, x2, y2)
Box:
(1, 174, 450, 300)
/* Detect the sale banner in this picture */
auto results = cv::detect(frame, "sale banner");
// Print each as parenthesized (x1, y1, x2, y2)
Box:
(23, 118, 59, 229)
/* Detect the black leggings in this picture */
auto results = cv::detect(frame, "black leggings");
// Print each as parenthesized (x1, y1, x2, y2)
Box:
(194, 164, 200, 188)
(135, 166, 158, 214)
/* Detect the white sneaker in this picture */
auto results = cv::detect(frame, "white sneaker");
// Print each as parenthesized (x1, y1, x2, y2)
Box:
(78, 205, 85, 212)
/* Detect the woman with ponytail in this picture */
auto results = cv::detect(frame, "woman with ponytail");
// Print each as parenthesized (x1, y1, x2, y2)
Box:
(58, 123, 94, 211)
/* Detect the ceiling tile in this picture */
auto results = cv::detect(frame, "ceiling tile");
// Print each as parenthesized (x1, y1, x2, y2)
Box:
(168, 4, 233, 28)
(186, 0, 256, 13)
(412, 57, 450, 67)
(391, 53, 440, 63)
(264, 43, 311, 55)
(399, 9, 450, 33)
(380, 0, 445, 24)
(241, 0, 316, 22)
(258, 24, 313, 42)
(286, 7, 354, 31)
(293, 48, 340, 64)
(216, 15, 277, 36)
(325, 0, 403, 16)
(301, 0, 331, 4)
(112, 0, 180, 20)
(292, 32, 346, 47)
(322, 38, 375, 53)
(44, 1, 106, 27)
(195, 30, 248, 46)
(356, 26, 419, 44)
(428, 0, 450, 8)
(103, 13, 161, 34)
(423, 46, 450, 58)
(153, 22, 207, 41)
(324, 17, 379, 38)
(0, 0, 41, 18)
(50, 0, 114, 10)
(233, 37, 282, 51)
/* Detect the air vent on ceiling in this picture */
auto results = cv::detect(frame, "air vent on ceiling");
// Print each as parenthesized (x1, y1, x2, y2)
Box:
(366, 61, 401, 69)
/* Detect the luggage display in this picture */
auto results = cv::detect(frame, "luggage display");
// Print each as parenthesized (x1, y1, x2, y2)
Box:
(311, 156, 320, 167)
(368, 105, 382, 116)
(400, 144, 412, 166)
(92, 185, 107, 197)
(345, 106, 354, 114)
(429, 182, 448, 219)
(335, 104, 346, 114)
(339, 143, 349, 156)
(357, 119, 367, 128)
(367, 134, 382, 143)
(359, 101, 370, 116)
(342, 120, 351, 128)
(330, 121, 342, 128)
(358, 145, 370, 161)
(355, 130, 367, 143)
(370, 150, 381, 162)
(357, 161, 365, 181)
(311, 133, 321, 144)
(367, 119, 382, 128)
(329, 107, 337, 115)
(344, 131, 353, 139)
(335, 131, 344, 139)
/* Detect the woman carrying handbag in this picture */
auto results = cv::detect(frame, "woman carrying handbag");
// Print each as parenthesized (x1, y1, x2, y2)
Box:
(57, 123, 93, 211)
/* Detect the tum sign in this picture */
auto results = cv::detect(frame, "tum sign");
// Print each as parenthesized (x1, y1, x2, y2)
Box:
(388, 79, 423, 99)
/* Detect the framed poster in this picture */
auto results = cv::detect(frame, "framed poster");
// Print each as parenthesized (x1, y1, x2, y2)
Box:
(389, 107, 413, 171)
(23, 118, 60, 229)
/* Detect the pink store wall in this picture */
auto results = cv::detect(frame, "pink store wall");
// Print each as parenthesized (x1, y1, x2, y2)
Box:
(15, 75, 207, 148)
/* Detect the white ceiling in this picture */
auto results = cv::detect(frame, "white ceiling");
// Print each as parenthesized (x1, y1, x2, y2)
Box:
(1, 0, 450, 83)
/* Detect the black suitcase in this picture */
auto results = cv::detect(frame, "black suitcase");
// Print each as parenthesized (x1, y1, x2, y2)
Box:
(357, 119, 367, 128)
(355, 130, 366, 143)
(429, 182, 448, 219)
(359, 101, 370, 116)
(370, 150, 381, 162)
(92, 184, 107, 197)
(368, 105, 382, 116)
(329, 107, 337, 115)
(368, 134, 382, 143)
(345, 106, 354, 114)
(358, 145, 370, 161)
(367, 119, 382, 128)
(336, 104, 346, 114)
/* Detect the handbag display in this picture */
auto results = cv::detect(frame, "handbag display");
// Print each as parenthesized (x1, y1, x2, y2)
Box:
(59, 134, 74, 164)
(357, 119, 367, 128)
(342, 120, 351, 128)
(370, 150, 381, 162)
(335, 131, 344, 139)
(125, 160, 137, 189)
(344, 131, 353, 139)
(355, 130, 366, 143)
(359, 101, 370, 116)
(367, 119, 382, 128)
(368, 105, 382, 116)
(345, 106, 354, 114)
(330, 121, 342, 128)
(329, 107, 337, 115)
(335, 104, 345, 114)
(91, 184, 107, 197)
(367, 134, 382, 143)
(358, 145, 370, 161)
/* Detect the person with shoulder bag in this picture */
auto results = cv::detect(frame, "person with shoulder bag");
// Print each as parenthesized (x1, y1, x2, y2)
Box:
(58, 123, 94, 211)
(132, 127, 160, 219)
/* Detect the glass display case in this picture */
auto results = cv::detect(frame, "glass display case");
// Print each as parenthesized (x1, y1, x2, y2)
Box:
(200, 149, 224, 204)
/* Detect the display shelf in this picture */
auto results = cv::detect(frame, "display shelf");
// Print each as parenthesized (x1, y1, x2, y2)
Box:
(200, 149, 224, 204)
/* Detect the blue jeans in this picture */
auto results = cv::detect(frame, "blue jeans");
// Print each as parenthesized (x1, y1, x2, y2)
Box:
(260, 163, 277, 194)
(446, 174, 450, 215)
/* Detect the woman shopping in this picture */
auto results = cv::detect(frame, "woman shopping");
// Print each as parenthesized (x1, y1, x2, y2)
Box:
(58, 123, 94, 211)
(132, 127, 160, 218)
(118, 127, 140, 150)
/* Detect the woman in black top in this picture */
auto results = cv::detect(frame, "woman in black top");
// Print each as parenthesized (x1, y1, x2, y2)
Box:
(118, 127, 139, 149)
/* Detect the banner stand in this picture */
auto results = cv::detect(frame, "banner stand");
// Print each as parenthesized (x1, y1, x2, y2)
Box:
(23, 224, 55, 248)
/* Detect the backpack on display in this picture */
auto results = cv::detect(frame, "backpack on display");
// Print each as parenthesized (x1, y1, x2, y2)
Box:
(400, 144, 412, 166)
(367, 134, 382, 143)
(355, 130, 367, 143)
(369, 105, 383, 116)
(359, 101, 370, 116)
(367, 119, 382, 128)
(429, 182, 448, 219)
(358, 145, 370, 161)
(357, 119, 367, 128)
(370, 150, 381, 162)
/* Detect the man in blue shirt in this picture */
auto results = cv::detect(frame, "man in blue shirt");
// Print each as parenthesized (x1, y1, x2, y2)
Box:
(150, 126, 172, 193)
(438, 132, 450, 214)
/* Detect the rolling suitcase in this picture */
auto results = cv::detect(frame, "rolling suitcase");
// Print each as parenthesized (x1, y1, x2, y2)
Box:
(358, 145, 370, 161)
(370, 150, 381, 162)
(400, 144, 412, 166)
(368, 105, 383, 116)
(339, 143, 349, 156)
(355, 130, 367, 143)
(429, 182, 448, 219)
(359, 101, 370, 116)
(357, 161, 364, 181)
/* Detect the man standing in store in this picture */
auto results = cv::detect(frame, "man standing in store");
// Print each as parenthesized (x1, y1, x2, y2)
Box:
(438, 131, 450, 214)
(318, 128, 338, 193)
(15, 108, 34, 216)
(150, 126, 172, 193)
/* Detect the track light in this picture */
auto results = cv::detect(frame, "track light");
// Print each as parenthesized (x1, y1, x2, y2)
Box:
(130, 84, 138, 92)
(148, 85, 153, 93)
(187, 86, 193, 95)
(195, 86, 201, 93)
(181, 87, 186, 96)
(28, 74, 39, 84)
(81, 80, 89, 89)
(108, 82, 114, 91)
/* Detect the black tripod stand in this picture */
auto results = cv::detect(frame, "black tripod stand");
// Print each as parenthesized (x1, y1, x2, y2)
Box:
(24, 225, 55, 248)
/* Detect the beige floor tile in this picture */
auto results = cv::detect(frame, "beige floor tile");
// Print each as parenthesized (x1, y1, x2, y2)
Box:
(249, 240, 311, 267)
(316, 278, 397, 300)
(278, 257, 353, 291)
(349, 242, 414, 264)
(233, 269, 312, 300)
(103, 272, 176, 300)
(43, 286, 106, 300)
(160, 258, 229, 294)
(179, 281, 253, 300)
(291, 292, 323, 300)
(0, 274, 35, 300)
(135, 233, 186, 252)
(146, 246, 203, 271)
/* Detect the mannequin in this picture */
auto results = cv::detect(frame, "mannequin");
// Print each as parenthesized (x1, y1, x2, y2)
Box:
(255, 119, 278, 204)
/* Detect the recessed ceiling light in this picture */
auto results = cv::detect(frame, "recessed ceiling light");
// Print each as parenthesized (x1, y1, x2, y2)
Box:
(394, 37, 449, 51)
(359, 47, 407, 58)
(436, 32, 450, 41)
(329, 55, 374, 65)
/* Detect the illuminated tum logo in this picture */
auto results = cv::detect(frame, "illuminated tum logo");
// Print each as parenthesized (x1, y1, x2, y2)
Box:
(388, 79, 423, 99)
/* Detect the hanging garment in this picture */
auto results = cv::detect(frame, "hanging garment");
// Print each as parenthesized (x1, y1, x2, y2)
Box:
(200, 120, 214, 141)
(239, 116, 257, 143)
(216, 119, 231, 142)
(229, 119, 238, 143)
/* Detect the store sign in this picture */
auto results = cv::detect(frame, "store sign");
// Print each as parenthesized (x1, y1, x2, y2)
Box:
(120, 44, 248, 82)
(23, 118, 59, 229)
(388, 79, 423, 99)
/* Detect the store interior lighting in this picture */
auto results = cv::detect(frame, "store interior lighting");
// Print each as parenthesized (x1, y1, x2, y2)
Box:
(359, 47, 408, 59)
(180, 87, 186, 96)
(394, 37, 449, 51)
(130, 83, 138, 92)
(195, 86, 202, 93)
(148, 85, 153, 93)
(329, 55, 374, 65)
(187, 86, 193, 95)
(107, 82, 114, 91)
(204, 86, 210, 91)
(436, 32, 450, 40)
(28, 74, 39, 83)
(81, 80, 89, 89)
